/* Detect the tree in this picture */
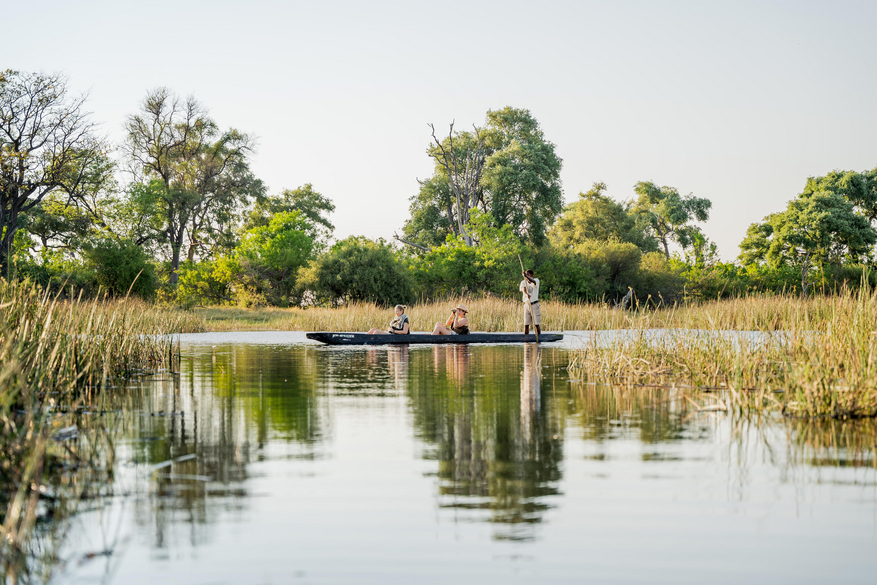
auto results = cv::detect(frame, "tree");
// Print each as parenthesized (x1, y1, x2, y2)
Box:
(481, 107, 564, 246)
(123, 88, 262, 284)
(298, 236, 413, 306)
(738, 191, 876, 295)
(549, 182, 657, 252)
(801, 168, 877, 225)
(245, 183, 335, 233)
(426, 122, 486, 246)
(403, 107, 563, 248)
(630, 181, 711, 259)
(231, 211, 321, 306)
(0, 70, 111, 270)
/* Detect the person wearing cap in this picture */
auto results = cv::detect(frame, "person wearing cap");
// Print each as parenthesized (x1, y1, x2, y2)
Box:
(520, 269, 541, 335)
(432, 304, 470, 335)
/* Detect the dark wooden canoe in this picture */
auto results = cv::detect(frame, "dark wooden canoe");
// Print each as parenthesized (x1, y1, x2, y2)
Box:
(306, 332, 564, 346)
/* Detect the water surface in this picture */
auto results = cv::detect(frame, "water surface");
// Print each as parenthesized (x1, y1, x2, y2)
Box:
(56, 332, 877, 584)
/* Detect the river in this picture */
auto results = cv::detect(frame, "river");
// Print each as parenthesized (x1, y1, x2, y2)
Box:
(53, 332, 877, 584)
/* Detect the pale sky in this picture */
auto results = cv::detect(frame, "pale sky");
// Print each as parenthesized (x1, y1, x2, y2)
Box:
(7, 0, 877, 260)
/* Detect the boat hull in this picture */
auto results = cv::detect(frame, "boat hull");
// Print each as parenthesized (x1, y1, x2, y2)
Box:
(306, 332, 564, 346)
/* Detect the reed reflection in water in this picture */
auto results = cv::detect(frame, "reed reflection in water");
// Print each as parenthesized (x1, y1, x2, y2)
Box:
(51, 334, 877, 585)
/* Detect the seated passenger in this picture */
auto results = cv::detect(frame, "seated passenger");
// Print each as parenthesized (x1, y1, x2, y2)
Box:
(432, 304, 470, 335)
(367, 305, 410, 335)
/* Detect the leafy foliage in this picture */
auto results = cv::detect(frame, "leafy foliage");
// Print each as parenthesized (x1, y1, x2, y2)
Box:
(403, 107, 563, 248)
(245, 183, 335, 233)
(0, 70, 111, 269)
(550, 182, 658, 253)
(631, 181, 711, 259)
(83, 238, 157, 299)
(123, 88, 263, 283)
(739, 192, 876, 268)
(298, 236, 414, 306)
(409, 210, 526, 298)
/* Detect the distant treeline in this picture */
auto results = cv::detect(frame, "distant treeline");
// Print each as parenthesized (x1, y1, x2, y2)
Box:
(3, 70, 877, 307)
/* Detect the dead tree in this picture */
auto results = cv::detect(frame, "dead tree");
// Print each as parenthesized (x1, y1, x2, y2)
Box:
(428, 122, 486, 247)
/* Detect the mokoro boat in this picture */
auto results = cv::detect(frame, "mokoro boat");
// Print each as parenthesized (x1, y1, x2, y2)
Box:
(306, 332, 564, 346)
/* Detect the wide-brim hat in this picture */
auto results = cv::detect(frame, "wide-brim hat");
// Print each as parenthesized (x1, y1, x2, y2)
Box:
(456, 304, 469, 313)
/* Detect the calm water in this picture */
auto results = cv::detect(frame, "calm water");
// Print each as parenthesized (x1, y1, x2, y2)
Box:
(55, 332, 877, 584)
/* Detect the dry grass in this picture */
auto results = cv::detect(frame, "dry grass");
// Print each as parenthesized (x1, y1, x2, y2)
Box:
(194, 292, 863, 333)
(567, 289, 877, 419)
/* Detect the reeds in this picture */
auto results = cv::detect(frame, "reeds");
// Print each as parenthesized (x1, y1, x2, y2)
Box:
(568, 288, 877, 419)
(0, 280, 195, 580)
(194, 292, 866, 333)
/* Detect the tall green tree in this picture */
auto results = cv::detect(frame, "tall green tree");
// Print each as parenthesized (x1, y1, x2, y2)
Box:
(738, 191, 876, 294)
(245, 183, 335, 233)
(123, 88, 263, 284)
(403, 107, 563, 249)
(549, 182, 657, 252)
(481, 106, 563, 246)
(0, 70, 111, 270)
(801, 167, 877, 225)
(630, 181, 711, 260)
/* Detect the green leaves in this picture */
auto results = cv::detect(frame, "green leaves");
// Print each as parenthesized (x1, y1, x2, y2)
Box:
(631, 181, 712, 259)
(246, 183, 335, 234)
(404, 107, 563, 249)
(550, 182, 658, 253)
(740, 191, 876, 270)
(298, 236, 413, 306)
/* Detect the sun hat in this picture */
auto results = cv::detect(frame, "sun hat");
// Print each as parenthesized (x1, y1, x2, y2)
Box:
(456, 304, 468, 313)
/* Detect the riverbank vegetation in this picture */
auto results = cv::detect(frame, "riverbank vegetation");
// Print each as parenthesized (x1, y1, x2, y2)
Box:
(0, 279, 196, 578)
(568, 286, 877, 419)
(5, 70, 877, 314)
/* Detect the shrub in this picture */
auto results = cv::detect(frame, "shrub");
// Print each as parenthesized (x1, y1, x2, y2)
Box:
(83, 238, 156, 298)
(298, 236, 414, 306)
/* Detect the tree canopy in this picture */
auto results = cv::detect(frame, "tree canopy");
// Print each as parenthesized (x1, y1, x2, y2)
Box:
(403, 107, 563, 249)
(549, 182, 658, 252)
(630, 181, 711, 260)
(0, 70, 111, 270)
(245, 183, 335, 234)
(739, 191, 876, 269)
(123, 88, 263, 283)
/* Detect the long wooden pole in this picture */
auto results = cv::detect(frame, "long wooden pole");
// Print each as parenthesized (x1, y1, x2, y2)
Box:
(518, 254, 538, 342)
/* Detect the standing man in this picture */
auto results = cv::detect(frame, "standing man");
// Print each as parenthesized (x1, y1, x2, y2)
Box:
(519, 269, 541, 336)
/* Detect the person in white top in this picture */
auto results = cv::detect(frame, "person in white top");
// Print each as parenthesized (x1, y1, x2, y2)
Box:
(519, 269, 541, 336)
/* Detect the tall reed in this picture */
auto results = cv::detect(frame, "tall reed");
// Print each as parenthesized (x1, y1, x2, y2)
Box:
(568, 287, 877, 419)
(0, 280, 195, 581)
(196, 292, 868, 334)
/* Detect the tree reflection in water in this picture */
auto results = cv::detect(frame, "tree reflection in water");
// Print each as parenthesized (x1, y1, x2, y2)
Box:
(128, 341, 877, 556)
(131, 344, 324, 551)
(411, 344, 563, 541)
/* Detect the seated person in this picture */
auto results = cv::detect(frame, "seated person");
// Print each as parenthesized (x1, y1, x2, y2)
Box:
(367, 305, 410, 335)
(432, 304, 470, 335)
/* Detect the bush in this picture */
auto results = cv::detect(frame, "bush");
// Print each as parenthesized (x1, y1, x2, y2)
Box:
(82, 238, 156, 298)
(575, 239, 642, 301)
(633, 252, 685, 305)
(298, 236, 414, 306)
(409, 210, 527, 298)
(533, 247, 602, 302)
